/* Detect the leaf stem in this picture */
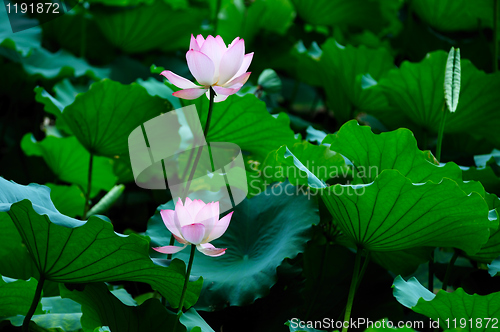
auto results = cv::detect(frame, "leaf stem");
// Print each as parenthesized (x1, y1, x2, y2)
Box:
(173, 244, 196, 332)
(435, 103, 447, 162)
(428, 250, 435, 291)
(342, 248, 363, 332)
(83, 153, 94, 218)
(442, 250, 459, 291)
(494, 0, 499, 72)
(355, 251, 371, 291)
(23, 275, 45, 332)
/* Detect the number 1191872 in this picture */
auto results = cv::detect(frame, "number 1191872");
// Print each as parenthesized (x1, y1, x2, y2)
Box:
(6, 2, 60, 14)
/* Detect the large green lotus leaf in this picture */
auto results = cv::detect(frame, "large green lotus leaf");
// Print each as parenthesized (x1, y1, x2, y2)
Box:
(146, 182, 319, 310)
(0, 276, 42, 318)
(463, 166, 500, 197)
(186, 94, 296, 159)
(216, 0, 295, 44)
(321, 169, 493, 255)
(325, 120, 462, 184)
(18, 48, 109, 81)
(0, 178, 202, 309)
(336, 232, 432, 276)
(41, 10, 116, 64)
(60, 283, 181, 332)
(370, 247, 433, 277)
(6, 294, 83, 331)
(467, 196, 500, 263)
(34, 80, 87, 135)
(94, 1, 207, 53)
(260, 141, 346, 190)
(180, 308, 215, 332)
(0, 213, 38, 281)
(21, 134, 117, 198)
(394, 276, 500, 327)
(317, 39, 395, 124)
(392, 276, 435, 309)
(60, 79, 172, 157)
(291, 0, 401, 32)
(0, 6, 41, 56)
(45, 184, 85, 218)
(412, 0, 494, 32)
(375, 51, 500, 146)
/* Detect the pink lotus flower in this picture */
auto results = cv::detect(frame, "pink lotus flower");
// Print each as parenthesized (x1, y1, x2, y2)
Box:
(153, 198, 233, 257)
(161, 34, 253, 102)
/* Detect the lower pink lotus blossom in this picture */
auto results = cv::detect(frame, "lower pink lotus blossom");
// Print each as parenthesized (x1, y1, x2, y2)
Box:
(153, 197, 233, 257)
(161, 34, 253, 102)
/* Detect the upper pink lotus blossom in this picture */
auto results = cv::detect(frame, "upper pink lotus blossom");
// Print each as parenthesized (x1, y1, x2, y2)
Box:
(161, 34, 253, 102)
(153, 197, 233, 257)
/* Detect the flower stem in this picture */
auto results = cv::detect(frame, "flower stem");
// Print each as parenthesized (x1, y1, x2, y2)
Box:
(442, 250, 459, 291)
(23, 275, 45, 332)
(435, 103, 447, 162)
(342, 248, 363, 332)
(170, 88, 217, 259)
(173, 244, 196, 332)
(83, 153, 94, 218)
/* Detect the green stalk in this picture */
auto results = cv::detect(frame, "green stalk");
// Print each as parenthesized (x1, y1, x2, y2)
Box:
(169, 87, 216, 259)
(428, 250, 435, 291)
(83, 153, 94, 218)
(435, 103, 447, 162)
(342, 248, 363, 332)
(172, 244, 196, 332)
(494, 0, 499, 72)
(23, 275, 45, 332)
(442, 250, 459, 291)
(355, 251, 371, 291)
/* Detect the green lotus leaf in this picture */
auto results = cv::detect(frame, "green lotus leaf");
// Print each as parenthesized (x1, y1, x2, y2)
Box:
(392, 275, 435, 308)
(0, 7, 41, 56)
(6, 293, 83, 331)
(180, 308, 215, 332)
(0, 276, 42, 318)
(412, 0, 494, 32)
(18, 48, 109, 80)
(0, 178, 202, 309)
(94, 1, 208, 53)
(463, 166, 500, 197)
(60, 79, 172, 157)
(317, 39, 395, 124)
(394, 275, 500, 327)
(217, 0, 295, 44)
(260, 141, 346, 190)
(45, 184, 85, 218)
(291, 0, 401, 32)
(34, 80, 87, 135)
(60, 283, 181, 332)
(325, 120, 462, 184)
(41, 10, 115, 64)
(146, 182, 319, 310)
(374, 51, 500, 146)
(21, 134, 117, 199)
(321, 169, 493, 254)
